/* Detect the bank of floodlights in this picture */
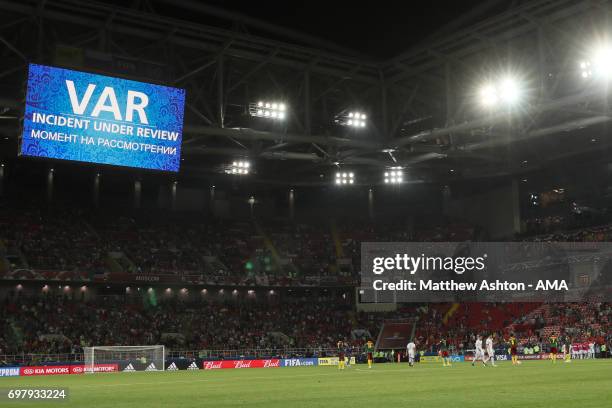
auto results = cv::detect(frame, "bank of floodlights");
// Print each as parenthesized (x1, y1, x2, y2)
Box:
(384, 168, 403, 184)
(335, 111, 367, 128)
(226, 160, 250, 175)
(478, 76, 523, 109)
(335, 171, 355, 186)
(580, 44, 612, 80)
(249, 101, 287, 120)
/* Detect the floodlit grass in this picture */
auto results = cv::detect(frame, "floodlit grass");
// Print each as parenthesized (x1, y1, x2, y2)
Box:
(1, 360, 611, 407)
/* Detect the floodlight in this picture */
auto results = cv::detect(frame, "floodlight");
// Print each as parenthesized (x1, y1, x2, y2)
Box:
(478, 76, 523, 109)
(499, 77, 521, 105)
(479, 84, 498, 107)
(338, 110, 367, 128)
(227, 160, 251, 176)
(249, 100, 287, 120)
(592, 45, 612, 78)
(384, 168, 404, 184)
(334, 170, 355, 186)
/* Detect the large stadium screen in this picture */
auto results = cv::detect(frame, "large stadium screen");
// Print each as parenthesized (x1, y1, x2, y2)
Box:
(20, 63, 185, 172)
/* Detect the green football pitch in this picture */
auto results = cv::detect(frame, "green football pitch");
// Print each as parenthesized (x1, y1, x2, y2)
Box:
(1, 360, 611, 408)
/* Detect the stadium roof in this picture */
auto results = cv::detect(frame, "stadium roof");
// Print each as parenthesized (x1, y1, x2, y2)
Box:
(0, 0, 611, 188)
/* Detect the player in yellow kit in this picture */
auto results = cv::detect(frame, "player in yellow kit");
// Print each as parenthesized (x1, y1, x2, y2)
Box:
(439, 338, 452, 367)
(337, 341, 346, 370)
(509, 334, 519, 366)
(549, 335, 559, 364)
(364, 340, 375, 369)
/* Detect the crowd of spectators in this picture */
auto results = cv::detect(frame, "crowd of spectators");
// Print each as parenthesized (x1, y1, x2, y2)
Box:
(0, 199, 611, 361)
(1, 289, 609, 359)
(0, 200, 478, 285)
(0, 291, 355, 357)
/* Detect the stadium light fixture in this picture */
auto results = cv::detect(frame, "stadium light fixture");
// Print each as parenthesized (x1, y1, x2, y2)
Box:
(580, 44, 612, 80)
(226, 160, 251, 175)
(335, 171, 355, 186)
(498, 77, 521, 105)
(249, 100, 287, 120)
(478, 76, 524, 109)
(335, 111, 367, 128)
(479, 84, 498, 107)
(384, 167, 404, 184)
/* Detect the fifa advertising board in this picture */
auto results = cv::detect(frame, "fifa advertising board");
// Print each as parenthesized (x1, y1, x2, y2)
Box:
(20, 63, 185, 172)
(280, 358, 319, 367)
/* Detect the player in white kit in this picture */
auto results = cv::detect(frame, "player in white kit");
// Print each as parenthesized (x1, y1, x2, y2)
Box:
(406, 340, 416, 367)
(588, 342, 595, 359)
(484, 335, 496, 366)
(472, 335, 487, 367)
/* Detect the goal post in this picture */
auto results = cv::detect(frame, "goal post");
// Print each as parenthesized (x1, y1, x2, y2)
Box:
(84, 345, 165, 373)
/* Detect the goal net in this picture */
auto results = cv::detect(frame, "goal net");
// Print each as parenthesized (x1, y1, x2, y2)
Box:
(84, 345, 165, 373)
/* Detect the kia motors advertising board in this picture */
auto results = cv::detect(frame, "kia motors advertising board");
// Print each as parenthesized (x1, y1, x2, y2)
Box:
(18, 364, 118, 376)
